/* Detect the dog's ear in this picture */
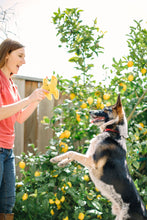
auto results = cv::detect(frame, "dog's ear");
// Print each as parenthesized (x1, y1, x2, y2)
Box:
(116, 94, 122, 108)
(113, 94, 122, 111)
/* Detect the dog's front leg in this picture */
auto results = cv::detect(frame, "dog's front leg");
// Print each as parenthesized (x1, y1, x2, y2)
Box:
(50, 151, 93, 169)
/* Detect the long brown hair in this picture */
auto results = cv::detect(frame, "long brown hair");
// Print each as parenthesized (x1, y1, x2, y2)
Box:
(0, 38, 24, 69)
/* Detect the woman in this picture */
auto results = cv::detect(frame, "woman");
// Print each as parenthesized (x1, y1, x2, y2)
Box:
(0, 38, 48, 220)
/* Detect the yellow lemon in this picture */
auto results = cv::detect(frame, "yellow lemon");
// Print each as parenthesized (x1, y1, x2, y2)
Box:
(55, 198, 60, 205)
(59, 132, 65, 139)
(127, 61, 133, 67)
(34, 171, 41, 177)
(67, 182, 72, 187)
(22, 193, 28, 201)
(141, 68, 146, 75)
(78, 213, 85, 220)
(103, 93, 110, 100)
(50, 209, 54, 215)
(64, 130, 71, 138)
(19, 161, 26, 169)
(139, 123, 144, 130)
(63, 217, 68, 220)
(83, 175, 89, 181)
(81, 103, 87, 109)
(97, 97, 102, 104)
(49, 199, 54, 204)
(100, 103, 104, 109)
(61, 143, 68, 153)
(128, 74, 134, 81)
(76, 113, 81, 122)
(122, 84, 127, 91)
(70, 93, 76, 100)
(87, 193, 93, 200)
(106, 102, 111, 107)
(87, 97, 93, 105)
(60, 196, 65, 203)
(119, 82, 124, 87)
(134, 134, 139, 141)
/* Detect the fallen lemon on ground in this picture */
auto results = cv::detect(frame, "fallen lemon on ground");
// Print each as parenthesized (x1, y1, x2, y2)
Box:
(42, 75, 59, 100)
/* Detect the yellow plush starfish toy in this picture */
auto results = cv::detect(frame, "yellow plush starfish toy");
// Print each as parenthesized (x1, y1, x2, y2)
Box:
(42, 75, 59, 100)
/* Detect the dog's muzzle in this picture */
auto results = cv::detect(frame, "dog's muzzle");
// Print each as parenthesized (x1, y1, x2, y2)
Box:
(89, 110, 107, 124)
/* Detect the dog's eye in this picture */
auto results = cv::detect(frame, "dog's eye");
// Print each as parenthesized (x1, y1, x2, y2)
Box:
(104, 108, 112, 112)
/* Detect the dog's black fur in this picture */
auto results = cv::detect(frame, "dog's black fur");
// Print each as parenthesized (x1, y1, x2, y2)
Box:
(50, 95, 147, 220)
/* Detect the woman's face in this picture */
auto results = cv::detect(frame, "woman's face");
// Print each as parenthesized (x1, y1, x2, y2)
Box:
(5, 47, 26, 75)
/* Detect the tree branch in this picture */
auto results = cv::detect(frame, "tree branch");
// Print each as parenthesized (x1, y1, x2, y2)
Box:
(127, 88, 147, 123)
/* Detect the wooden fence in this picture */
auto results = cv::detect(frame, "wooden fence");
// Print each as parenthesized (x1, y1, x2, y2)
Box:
(13, 75, 57, 158)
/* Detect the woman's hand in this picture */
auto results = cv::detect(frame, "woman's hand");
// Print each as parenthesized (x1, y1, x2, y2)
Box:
(28, 88, 49, 103)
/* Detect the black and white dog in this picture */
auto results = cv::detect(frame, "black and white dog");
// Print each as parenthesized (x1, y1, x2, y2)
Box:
(50, 95, 147, 220)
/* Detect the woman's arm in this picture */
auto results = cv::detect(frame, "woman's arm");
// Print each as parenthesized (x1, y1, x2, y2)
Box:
(16, 101, 39, 124)
(0, 88, 48, 121)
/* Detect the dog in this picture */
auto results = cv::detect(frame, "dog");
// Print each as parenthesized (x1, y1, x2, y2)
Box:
(50, 94, 147, 220)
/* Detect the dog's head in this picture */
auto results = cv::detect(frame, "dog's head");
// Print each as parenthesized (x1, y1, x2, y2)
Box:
(90, 94, 128, 138)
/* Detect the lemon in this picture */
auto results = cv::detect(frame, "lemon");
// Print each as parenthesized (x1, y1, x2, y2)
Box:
(128, 74, 134, 81)
(139, 123, 144, 130)
(78, 213, 85, 220)
(59, 132, 65, 139)
(55, 198, 61, 205)
(127, 61, 133, 67)
(97, 97, 102, 104)
(76, 113, 81, 122)
(106, 102, 111, 107)
(87, 97, 93, 105)
(83, 174, 89, 181)
(50, 209, 54, 216)
(64, 130, 71, 138)
(22, 193, 28, 201)
(60, 196, 65, 203)
(122, 84, 127, 91)
(100, 103, 104, 109)
(103, 93, 110, 100)
(49, 199, 54, 204)
(34, 171, 41, 177)
(70, 93, 76, 100)
(19, 161, 26, 169)
(61, 144, 68, 153)
(87, 193, 93, 200)
(81, 103, 87, 109)
(67, 182, 72, 187)
(63, 217, 69, 220)
(141, 68, 146, 75)
(119, 82, 124, 87)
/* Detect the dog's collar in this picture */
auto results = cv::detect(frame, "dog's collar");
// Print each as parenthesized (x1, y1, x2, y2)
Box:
(104, 128, 119, 133)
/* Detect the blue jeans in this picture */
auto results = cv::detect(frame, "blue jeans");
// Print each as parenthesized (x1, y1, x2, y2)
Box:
(0, 148, 15, 213)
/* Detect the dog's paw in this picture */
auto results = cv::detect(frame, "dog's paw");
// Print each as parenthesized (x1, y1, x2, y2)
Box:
(58, 158, 71, 167)
(50, 157, 58, 163)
